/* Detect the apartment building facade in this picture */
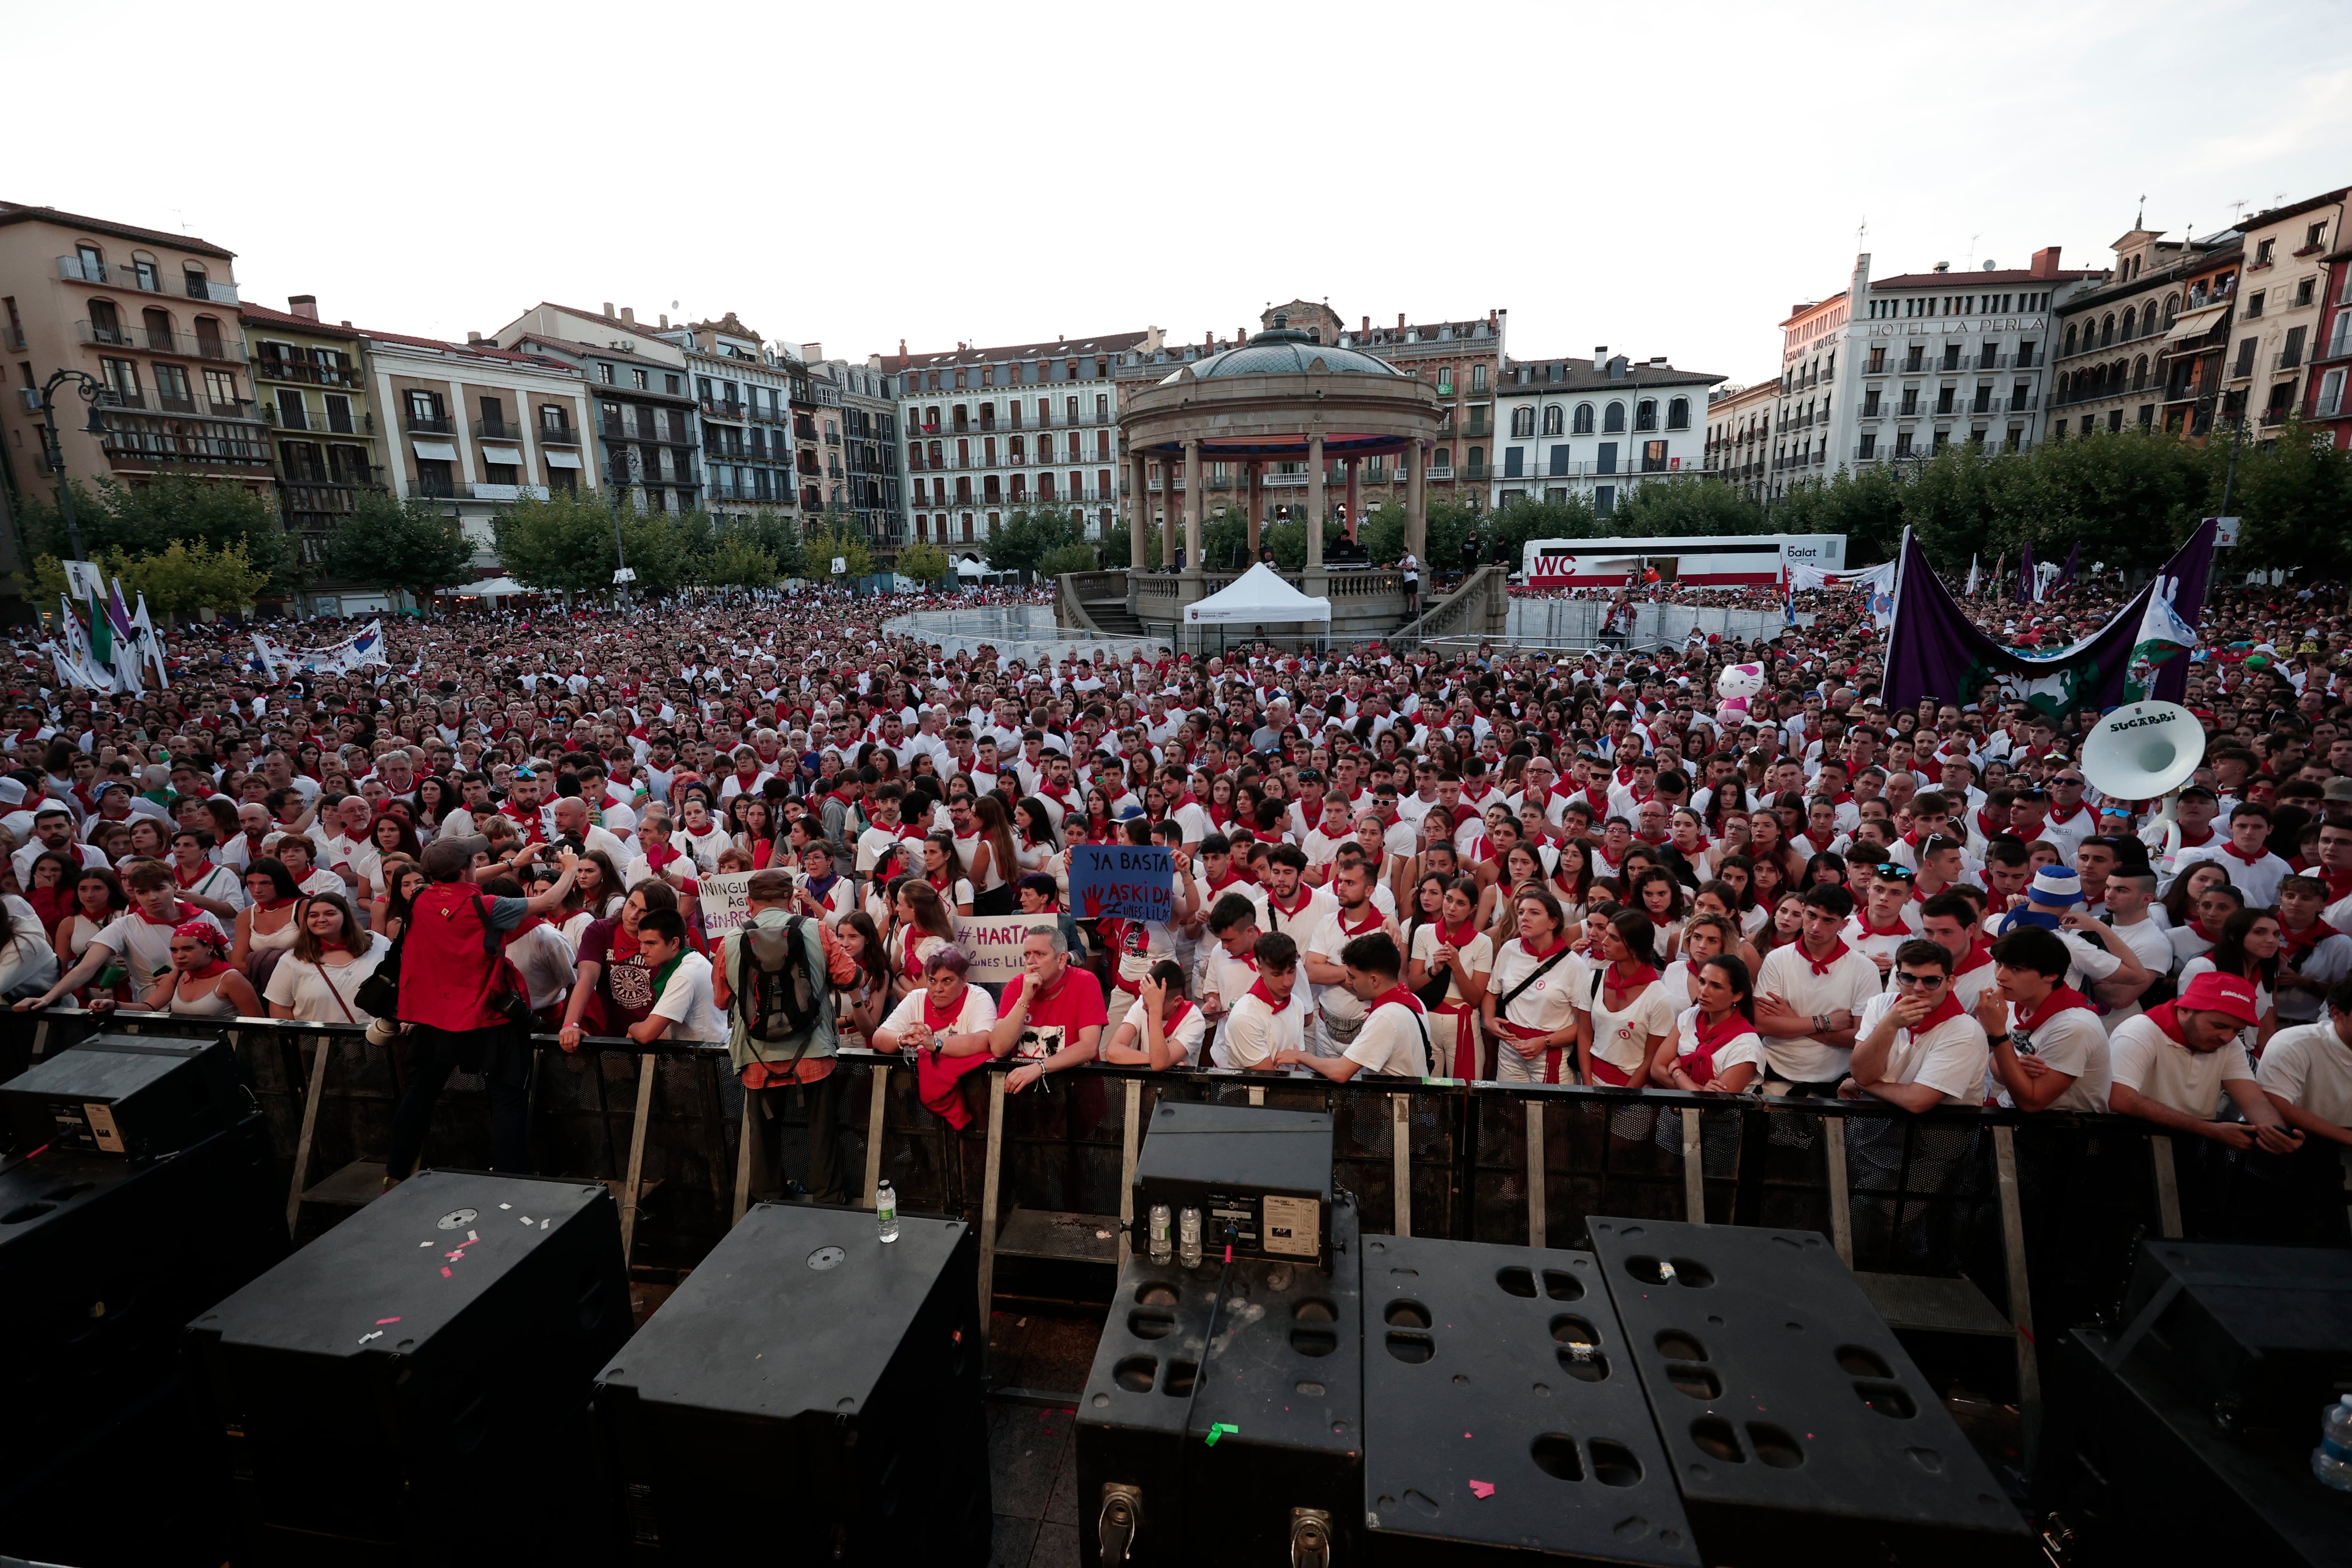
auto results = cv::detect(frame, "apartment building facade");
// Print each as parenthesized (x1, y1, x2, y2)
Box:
(888, 331, 1143, 547)
(0, 202, 269, 505)
(362, 329, 596, 566)
(652, 312, 799, 523)
(820, 358, 903, 547)
(2304, 243, 2352, 448)
(2045, 225, 2241, 439)
(503, 333, 700, 515)
(1765, 248, 2106, 501)
(1492, 350, 1723, 515)
(239, 295, 385, 581)
(1702, 379, 1777, 500)
(2230, 189, 2348, 435)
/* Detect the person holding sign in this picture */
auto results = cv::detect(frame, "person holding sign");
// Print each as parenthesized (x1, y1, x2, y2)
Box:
(999, 926, 1110, 1093)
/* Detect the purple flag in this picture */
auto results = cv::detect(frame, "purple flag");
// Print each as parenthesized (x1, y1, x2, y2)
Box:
(2015, 541, 2037, 605)
(1884, 521, 2216, 719)
(2050, 541, 2081, 596)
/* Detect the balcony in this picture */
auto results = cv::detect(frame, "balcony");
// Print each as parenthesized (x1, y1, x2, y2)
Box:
(1, 326, 21, 351)
(699, 397, 746, 420)
(99, 415, 271, 470)
(2275, 348, 2305, 372)
(404, 412, 456, 435)
(537, 422, 581, 445)
(253, 355, 361, 387)
(56, 257, 239, 303)
(75, 319, 249, 363)
(458, 482, 550, 501)
(1427, 464, 1454, 481)
(1460, 462, 1493, 481)
(473, 417, 530, 442)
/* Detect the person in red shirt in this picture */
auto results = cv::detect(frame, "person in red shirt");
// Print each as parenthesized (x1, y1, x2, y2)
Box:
(998, 925, 1110, 1093)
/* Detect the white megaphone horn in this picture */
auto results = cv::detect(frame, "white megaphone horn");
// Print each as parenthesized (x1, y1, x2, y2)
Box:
(2081, 700, 2202, 872)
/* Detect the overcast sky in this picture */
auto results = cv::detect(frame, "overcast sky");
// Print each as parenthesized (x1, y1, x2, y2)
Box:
(12, 0, 2349, 390)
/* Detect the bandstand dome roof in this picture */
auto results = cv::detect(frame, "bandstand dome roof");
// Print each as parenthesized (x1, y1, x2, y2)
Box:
(1159, 326, 1403, 385)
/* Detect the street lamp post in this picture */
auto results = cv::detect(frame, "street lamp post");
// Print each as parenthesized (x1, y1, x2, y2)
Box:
(18, 369, 112, 559)
(607, 453, 633, 606)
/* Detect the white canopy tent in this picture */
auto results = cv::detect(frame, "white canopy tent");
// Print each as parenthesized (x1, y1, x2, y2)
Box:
(1182, 563, 1332, 624)
(952, 555, 1012, 579)
(456, 576, 535, 598)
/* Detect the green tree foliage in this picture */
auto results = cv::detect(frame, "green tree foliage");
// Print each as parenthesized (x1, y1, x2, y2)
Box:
(985, 506, 1088, 579)
(30, 542, 269, 618)
(701, 538, 779, 589)
(1611, 478, 1767, 539)
(1479, 497, 1600, 570)
(1038, 544, 1100, 578)
(806, 515, 872, 581)
(319, 493, 477, 615)
(17, 471, 299, 598)
(1100, 521, 1135, 570)
(896, 541, 951, 584)
(490, 493, 700, 598)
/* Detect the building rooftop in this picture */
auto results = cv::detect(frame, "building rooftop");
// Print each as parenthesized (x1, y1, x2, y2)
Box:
(1160, 327, 1403, 384)
(238, 301, 361, 340)
(0, 200, 235, 261)
(359, 327, 580, 372)
(1499, 356, 1726, 393)
(884, 330, 1150, 372)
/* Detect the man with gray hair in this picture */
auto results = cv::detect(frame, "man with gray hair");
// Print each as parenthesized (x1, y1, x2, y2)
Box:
(1000, 924, 1110, 1093)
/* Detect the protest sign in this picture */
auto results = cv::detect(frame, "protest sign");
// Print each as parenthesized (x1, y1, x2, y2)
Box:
(698, 870, 756, 936)
(954, 914, 1035, 984)
(1068, 843, 1174, 923)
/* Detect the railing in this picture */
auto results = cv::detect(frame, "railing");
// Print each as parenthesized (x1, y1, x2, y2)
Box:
(538, 422, 581, 445)
(404, 413, 456, 435)
(252, 356, 361, 388)
(1459, 462, 1493, 480)
(100, 419, 271, 468)
(472, 417, 529, 441)
(55, 257, 239, 303)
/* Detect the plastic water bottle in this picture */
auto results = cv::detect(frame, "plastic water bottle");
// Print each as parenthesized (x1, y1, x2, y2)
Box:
(875, 1181, 899, 1243)
(1148, 1204, 1172, 1265)
(1178, 1206, 1202, 1269)
(2317, 1393, 2352, 1491)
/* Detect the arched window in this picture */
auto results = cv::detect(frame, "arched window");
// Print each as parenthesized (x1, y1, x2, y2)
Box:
(1667, 397, 1690, 430)
(1634, 399, 1657, 431)
(1573, 403, 1595, 434)
(2163, 294, 2179, 327)
(1603, 401, 1625, 433)
(2121, 306, 2137, 339)
(1540, 405, 1563, 436)
(2099, 314, 2115, 347)
(2063, 324, 2078, 356)
(2132, 355, 2149, 390)
(1511, 406, 1534, 438)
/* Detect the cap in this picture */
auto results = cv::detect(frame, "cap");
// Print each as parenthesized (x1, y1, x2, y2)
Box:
(2178, 970, 2259, 1026)
(2323, 778, 2352, 804)
(2029, 868, 2082, 906)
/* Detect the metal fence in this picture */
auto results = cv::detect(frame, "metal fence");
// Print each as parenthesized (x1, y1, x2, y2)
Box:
(1469, 598, 1811, 653)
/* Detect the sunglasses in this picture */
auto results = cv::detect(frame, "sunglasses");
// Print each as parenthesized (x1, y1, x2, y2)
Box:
(1893, 971, 1948, 988)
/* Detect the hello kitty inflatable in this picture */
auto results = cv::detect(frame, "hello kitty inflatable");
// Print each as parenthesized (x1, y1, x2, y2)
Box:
(1715, 661, 1766, 724)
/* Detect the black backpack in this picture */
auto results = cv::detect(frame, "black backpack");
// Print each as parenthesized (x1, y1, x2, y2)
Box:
(737, 916, 825, 1044)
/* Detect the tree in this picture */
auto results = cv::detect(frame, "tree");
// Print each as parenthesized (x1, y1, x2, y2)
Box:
(1099, 521, 1134, 570)
(31, 541, 269, 618)
(1612, 478, 1766, 538)
(1038, 543, 1099, 578)
(1480, 497, 1599, 573)
(807, 516, 872, 581)
(18, 470, 300, 599)
(488, 493, 617, 598)
(896, 540, 951, 584)
(319, 493, 477, 615)
(701, 538, 779, 589)
(985, 505, 1088, 579)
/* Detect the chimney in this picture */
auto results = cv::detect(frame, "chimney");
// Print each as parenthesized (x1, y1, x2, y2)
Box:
(1593, 345, 1608, 371)
(620, 306, 635, 324)
(658, 313, 668, 329)
(287, 294, 319, 321)
(1396, 313, 1406, 329)
(466, 331, 484, 344)
(339, 319, 352, 328)
(1650, 356, 1668, 367)
(1932, 262, 1950, 273)
(603, 301, 615, 318)
(2030, 246, 2061, 278)
(898, 337, 907, 357)
(1361, 315, 1370, 333)
(804, 343, 821, 361)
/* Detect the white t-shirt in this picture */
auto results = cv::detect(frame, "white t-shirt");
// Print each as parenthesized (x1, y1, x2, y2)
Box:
(1488, 940, 1587, 1036)
(89, 907, 230, 988)
(2275, 930, 2352, 1024)
(1259, 886, 1335, 949)
(1346, 996, 1431, 1077)
(1214, 985, 1309, 1068)
(1989, 995, 2112, 1112)
(879, 983, 998, 1043)
(2176, 955, 2273, 1054)
(1855, 992, 1989, 1103)
(1586, 973, 1676, 1078)
(2255, 1019, 2352, 1127)
(1753, 942, 1886, 1084)
(673, 823, 733, 874)
(2170, 844, 2290, 910)
(649, 949, 728, 1043)
(1408, 924, 1494, 1008)
(262, 932, 393, 1024)
(1670, 1003, 1765, 1081)
(1118, 995, 1209, 1066)
(1199, 943, 1261, 1015)
(2107, 1010, 2257, 1119)
(1305, 905, 1388, 1040)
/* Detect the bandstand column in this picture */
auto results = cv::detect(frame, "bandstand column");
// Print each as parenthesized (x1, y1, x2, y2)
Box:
(1305, 433, 1326, 572)
(1246, 460, 1262, 557)
(1182, 439, 1203, 575)
(1405, 439, 1428, 562)
(1128, 452, 1149, 571)
(1345, 455, 1361, 542)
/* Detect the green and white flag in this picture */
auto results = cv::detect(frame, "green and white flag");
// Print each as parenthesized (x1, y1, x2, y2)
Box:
(2123, 572, 2196, 704)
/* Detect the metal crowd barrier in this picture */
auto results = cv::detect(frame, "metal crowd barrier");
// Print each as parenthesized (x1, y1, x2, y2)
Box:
(7, 1006, 2347, 1454)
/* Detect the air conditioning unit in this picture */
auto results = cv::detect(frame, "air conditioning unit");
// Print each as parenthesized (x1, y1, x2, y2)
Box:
(17, 387, 41, 414)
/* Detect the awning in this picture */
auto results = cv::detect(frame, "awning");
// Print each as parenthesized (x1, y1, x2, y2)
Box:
(410, 438, 460, 462)
(481, 445, 524, 465)
(2161, 303, 2227, 346)
(544, 449, 583, 469)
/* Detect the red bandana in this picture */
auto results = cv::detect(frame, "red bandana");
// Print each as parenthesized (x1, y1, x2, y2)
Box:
(1366, 984, 1426, 1017)
(1954, 939, 1995, 976)
(2013, 984, 2094, 1032)
(1685, 1006, 1751, 1081)
(1906, 990, 1966, 1033)
(2221, 842, 2270, 866)
(2281, 918, 2342, 960)
(1336, 902, 1384, 939)
(922, 987, 970, 1035)
(1802, 938, 1851, 976)
(1857, 911, 1911, 939)
(1605, 959, 1659, 991)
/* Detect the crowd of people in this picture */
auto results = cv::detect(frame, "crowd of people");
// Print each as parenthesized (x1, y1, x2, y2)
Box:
(0, 562, 2345, 1191)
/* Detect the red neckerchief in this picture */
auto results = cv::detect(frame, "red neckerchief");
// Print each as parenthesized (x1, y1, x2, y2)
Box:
(2324, 866, 2352, 901)
(1801, 937, 1851, 976)
(2187, 918, 2221, 944)
(922, 987, 970, 1034)
(1438, 918, 1480, 951)
(1685, 1005, 1751, 1081)
(1366, 984, 1426, 1017)
(2280, 918, 2340, 959)
(1336, 902, 1384, 939)
(2014, 983, 2094, 1031)
(2140, 1001, 2188, 1044)
(1907, 990, 1966, 1033)
(1828, 791, 1855, 805)
(1955, 939, 1995, 975)
(1857, 909, 1911, 939)
(1799, 830, 1837, 855)
(135, 899, 196, 926)
(181, 959, 234, 981)
(1635, 829, 1670, 847)
(1208, 866, 1249, 894)
(1244, 976, 1286, 1010)
(1520, 933, 1571, 963)
(1267, 884, 1317, 922)
(2177, 825, 2214, 849)
(2046, 801, 2087, 825)
(2220, 841, 2269, 866)
(172, 860, 213, 890)
(1975, 810, 2013, 842)
(1901, 828, 1924, 848)
(1605, 959, 1659, 991)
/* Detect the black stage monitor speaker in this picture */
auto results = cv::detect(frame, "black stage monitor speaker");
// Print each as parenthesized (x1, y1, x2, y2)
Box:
(1587, 1217, 2032, 1568)
(2116, 1239, 2352, 1432)
(184, 1169, 630, 1565)
(1131, 1101, 1333, 1269)
(1078, 1197, 1361, 1568)
(2, 1031, 238, 1159)
(0, 1118, 285, 1567)
(1360, 1236, 1699, 1566)
(593, 1203, 988, 1565)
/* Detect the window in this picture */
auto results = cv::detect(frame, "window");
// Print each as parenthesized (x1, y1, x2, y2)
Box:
(2099, 314, 2115, 347)
(598, 363, 616, 384)
(1899, 388, 1920, 416)
(2247, 291, 2265, 319)
(2063, 324, 2077, 356)
(1602, 401, 1625, 433)
(1932, 429, 1950, 452)
(2296, 278, 2317, 309)
(1472, 364, 1487, 392)
(1640, 439, 1666, 472)
(2235, 338, 2259, 378)
(2131, 356, 2148, 391)
(2281, 324, 2306, 369)
(2319, 368, 2345, 419)
(1867, 346, 1886, 373)
(2121, 306, 2137, 339)
(1547, 444, 1570, 477)
(1573, 403, 1594, 434)
(1941, 342, 1963, 370)
(1904, 345, 1925, 372)
(1973, 384, 1993, 414)
(87, 298, 124, 343)
(1858, 433, 1876, 458)
(1894, 431, 1914, 457)
(1510, 406, 1533, 438)
(1504, 446, 1525, 478)
(1595, 441, 1617, 475)
(484, 458, 519, 486)
(156, 363, 193, 411)
(1594, 485, 1615, 517)
(326, 394, 355, 434)
(1862, 389, 1881, 417)
(414, 457, 454, 497)
(1467, 445, 1485, 472)
(1667, 397, 1690, 430)
(2309, 222, 2329, 249)
(75, 242, 104, 279)
(666, 374, 681, 395)
(1634, 399, 1657, 431)
(2257, 238, 2276, 266)
(632, 367, 649, 390)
